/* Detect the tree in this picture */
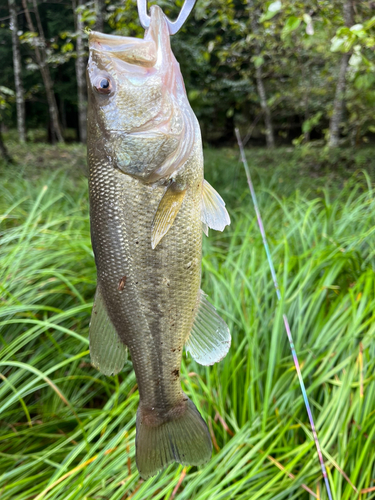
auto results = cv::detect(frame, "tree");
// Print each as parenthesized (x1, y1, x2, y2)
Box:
(0, 86, 14, 163)
(248, 0, 275, 148)
(8, 0, 26, 143)
(73, 0, 87, 144)
(22, 0, 64, 143)
(328, 0, 353, 148)
(95, 0, 104, 32)
(329, 2, 375, 144)
(0, 0, 374, 147)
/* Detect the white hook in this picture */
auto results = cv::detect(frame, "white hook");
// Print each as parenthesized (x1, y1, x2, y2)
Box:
(137, 0, 197, 35)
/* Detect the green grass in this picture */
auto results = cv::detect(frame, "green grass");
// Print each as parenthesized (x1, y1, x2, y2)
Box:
(0, 143, 375, 499)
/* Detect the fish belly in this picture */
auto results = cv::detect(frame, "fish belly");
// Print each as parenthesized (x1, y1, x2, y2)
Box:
(88, 148, 203, 412)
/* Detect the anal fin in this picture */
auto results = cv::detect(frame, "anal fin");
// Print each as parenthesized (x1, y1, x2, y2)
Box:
(89, 286, 127, 376)
(201, 179, 230, 232)
(185, 290, 231, 366)
(151, 181, 186, 249)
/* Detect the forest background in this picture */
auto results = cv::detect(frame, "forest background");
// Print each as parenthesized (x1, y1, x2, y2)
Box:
(1, 0, 375, 150)
(1, 1, 375, 500)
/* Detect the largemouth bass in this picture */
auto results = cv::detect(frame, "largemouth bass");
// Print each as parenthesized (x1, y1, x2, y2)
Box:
(87, 5, 230, 479)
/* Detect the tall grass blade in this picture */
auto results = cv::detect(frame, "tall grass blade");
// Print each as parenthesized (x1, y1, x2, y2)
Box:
(235, 128, 334, 500)
(1, 144, 374, 498)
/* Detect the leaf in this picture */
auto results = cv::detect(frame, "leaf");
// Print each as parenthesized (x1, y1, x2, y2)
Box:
(208, 41, 215, 53)
(364, 37, 375, 49)
(259, 1, 282, 22)
(281, 16, 301, 38)
(268, 1, 282, 13)
(303, 14, 314, 35)
(349, 53, 362, 68)
(364, 16, 375, 30)
(188, 90, 200, 101)
(349, 24, 367, 39)
(355, 74, 375, 90)
(330, 31, 355, 53)
(350, 24, 364, 32)
(0, 86, 15, 96)
(305, 22, 314, 36)
(330, 36, 345, 52)
(252, 55, 264, 68)
(302, 111, 322, 134)
(259, 11, 276, 22)
(62, 42, 74, 53)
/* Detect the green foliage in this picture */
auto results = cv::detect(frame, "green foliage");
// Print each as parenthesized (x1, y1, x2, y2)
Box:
(259, 1, 282, 23)
(0, 145, 374, 498)
(0, 86, 15, 157)
(0, 86, 14, 115)
(1, 0, 375, 145)
(281, 16, 301, 39)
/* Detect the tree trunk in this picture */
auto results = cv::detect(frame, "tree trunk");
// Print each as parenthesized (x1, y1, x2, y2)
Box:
(249, 1, 275, 149)
(59, 97, 67, 131)
(303, 101, 310, 143)
(328, 53, 350, 148)
(0, 126, 13, 164)
(73, 0, 87, 144)
(22, 0, 64, 143)
(255, 65, 275, 148)
(300, 59, 310, 143)
(95, 0, 104, 32)
(328, 0, 353, 148)
(8, 0, 26, 143)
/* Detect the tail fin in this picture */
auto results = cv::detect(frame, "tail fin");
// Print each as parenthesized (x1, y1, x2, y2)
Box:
(135, 396, 212, 479)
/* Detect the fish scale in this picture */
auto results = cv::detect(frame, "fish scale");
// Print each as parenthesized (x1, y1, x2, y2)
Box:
(89, 140, 203, 409)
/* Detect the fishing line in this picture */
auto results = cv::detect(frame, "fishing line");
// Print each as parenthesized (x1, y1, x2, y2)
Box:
(235, 128, 333, 500)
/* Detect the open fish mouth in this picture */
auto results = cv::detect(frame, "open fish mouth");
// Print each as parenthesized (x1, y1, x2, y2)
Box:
(87, 4, 195, 183)
(89, 32, 157, 68)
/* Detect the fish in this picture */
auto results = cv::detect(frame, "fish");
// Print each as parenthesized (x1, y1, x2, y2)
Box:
(86, 5, 231, 479)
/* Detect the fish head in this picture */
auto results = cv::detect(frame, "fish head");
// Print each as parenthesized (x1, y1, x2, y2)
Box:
(87, 5, 197, 183)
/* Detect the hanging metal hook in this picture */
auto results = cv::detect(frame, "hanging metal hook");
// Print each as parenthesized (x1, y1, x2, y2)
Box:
(137, 0, 197, 35)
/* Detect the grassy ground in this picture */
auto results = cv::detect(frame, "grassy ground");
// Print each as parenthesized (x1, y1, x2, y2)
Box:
(0, 142, 375, 499)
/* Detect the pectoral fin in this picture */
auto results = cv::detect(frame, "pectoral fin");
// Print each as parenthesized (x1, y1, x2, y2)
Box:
(202, 222, 209, 236)
(185, 290, 231, 366)
(151, 182, 186, 249)
(89, 286, 127, 376)
(201, 179, 230, 232)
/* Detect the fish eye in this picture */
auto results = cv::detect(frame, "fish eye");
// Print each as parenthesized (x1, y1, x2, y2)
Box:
(94, 76, 113, 95)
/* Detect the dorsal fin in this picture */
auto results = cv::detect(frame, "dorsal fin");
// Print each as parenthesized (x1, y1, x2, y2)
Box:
(201, 180, 230, 232)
